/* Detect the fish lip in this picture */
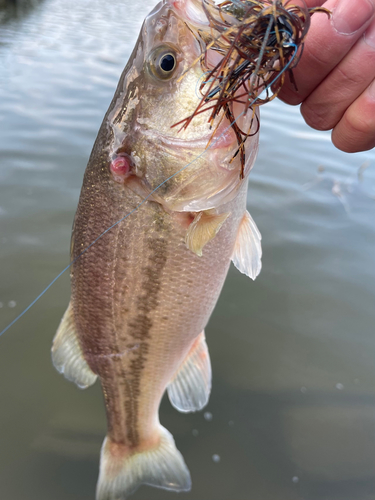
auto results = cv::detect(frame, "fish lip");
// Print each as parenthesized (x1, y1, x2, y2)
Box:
(140, 120, 236, 151)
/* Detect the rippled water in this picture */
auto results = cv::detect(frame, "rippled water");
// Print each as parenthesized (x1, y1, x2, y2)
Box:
(1, 1, 375, 499)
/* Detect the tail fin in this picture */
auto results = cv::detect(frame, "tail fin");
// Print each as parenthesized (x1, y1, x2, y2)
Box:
(96, 426, 191, 500)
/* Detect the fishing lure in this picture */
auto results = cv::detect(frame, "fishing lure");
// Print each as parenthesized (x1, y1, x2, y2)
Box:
(173, 0, 330, 177)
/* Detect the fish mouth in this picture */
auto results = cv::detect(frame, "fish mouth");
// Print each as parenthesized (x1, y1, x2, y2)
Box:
(141, 119, 237, 151)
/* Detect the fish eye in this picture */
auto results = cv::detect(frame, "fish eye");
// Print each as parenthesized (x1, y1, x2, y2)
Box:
(147, 45, 178, 81)
(160, 53, 176, 72)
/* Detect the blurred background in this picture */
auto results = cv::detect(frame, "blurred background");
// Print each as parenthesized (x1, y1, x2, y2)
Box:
(1, 1, 375, 499)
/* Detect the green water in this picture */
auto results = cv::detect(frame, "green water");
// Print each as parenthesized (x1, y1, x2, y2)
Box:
(1, 1, 375, 499)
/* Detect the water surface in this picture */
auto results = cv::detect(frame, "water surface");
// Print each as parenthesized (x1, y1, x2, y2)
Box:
(1, 1, 375, 499)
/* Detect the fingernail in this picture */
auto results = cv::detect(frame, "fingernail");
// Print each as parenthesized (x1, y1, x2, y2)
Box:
(333, 0, 374, 35)
(364, 20, 375, 47)
(368, 79, 375, 100)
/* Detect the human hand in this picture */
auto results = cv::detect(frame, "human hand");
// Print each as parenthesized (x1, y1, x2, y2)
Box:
(278, 0, 375, 153)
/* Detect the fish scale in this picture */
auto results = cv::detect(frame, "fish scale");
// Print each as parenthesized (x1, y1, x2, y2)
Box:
(73, 182, 246, 444)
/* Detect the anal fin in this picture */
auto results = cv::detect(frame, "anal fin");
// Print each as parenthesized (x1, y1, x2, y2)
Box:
(168, 331, 211, 413)
(51, 302, 97, 389)
(232, 209, 262, 280)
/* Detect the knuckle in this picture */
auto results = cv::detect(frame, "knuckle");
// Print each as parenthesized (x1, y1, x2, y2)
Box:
(277, 87, 303, 106)
(335, 64, 369, 90)
(332, 132, 357, 153)
(346, 106, 375, 135)
(333, 105, 375, 153)
(301, 100, 334, 131)
(307, 43, 336, 69)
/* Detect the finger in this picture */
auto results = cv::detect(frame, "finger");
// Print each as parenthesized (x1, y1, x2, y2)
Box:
(278, 0, 375, 105)
(331, 79, 375, 152)
(302, 0, 325, 6)
(300, 18, 375, 130)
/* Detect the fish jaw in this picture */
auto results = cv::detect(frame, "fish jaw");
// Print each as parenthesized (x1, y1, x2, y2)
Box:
(135, 107, 259, 213)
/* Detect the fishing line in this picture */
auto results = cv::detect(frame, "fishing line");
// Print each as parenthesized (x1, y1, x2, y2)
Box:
(0, 44, 297, 338)
(195, 71, 213, 99)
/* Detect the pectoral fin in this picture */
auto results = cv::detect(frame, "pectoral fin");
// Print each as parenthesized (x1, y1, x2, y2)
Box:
(185, 211, 230, 257)
(51, 302, 97, 389)
(167, 332, 211, 413)
(231, 210, 262, 280)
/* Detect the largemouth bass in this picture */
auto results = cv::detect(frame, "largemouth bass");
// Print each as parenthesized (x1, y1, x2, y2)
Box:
(51, 0, 261, 498)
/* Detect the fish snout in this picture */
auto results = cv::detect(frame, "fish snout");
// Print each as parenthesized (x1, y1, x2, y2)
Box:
(172, 0, 209, 28)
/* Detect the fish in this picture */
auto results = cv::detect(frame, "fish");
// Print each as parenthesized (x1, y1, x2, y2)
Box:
(51, 0, 262, 498)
